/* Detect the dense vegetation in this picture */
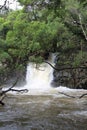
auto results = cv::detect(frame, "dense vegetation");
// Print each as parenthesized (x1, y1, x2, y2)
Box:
(0, 0, 87, 88)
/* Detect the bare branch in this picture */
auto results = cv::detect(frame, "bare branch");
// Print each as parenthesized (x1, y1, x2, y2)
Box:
(1, 94, 7, 101)
(0, 78, 19, 96)
(0, 78, 28, 106)
(45, 61, 87, 71)
(78, 13, 87, 40)
(58, 92, 76, 98)
(0, 101, 5, 105)
(58, 91, 87, 99)
(0, 94, 6, 105)
(0, 0, 8, 9)
(79, 93, 87, 98)
(10, 88, 28, 93)
(0, 78, 28, 95)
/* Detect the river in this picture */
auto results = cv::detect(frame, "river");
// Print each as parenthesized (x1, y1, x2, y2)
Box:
(0, 55, 87, 130)
(0, 91, 87, 130)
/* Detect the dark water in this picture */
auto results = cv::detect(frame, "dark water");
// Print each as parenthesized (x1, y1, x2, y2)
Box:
(0, 92, 87, 130)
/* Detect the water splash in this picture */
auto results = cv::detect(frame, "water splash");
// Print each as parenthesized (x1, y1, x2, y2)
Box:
(24, 54, 55, 94)
(23, 53, 87, 95)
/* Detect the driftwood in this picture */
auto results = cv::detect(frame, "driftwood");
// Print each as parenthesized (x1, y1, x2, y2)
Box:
(0, 78, 28, 106)
(58, 92, 76, 98)
(79, 93, 87, 98)
(58, 91, 87, 99)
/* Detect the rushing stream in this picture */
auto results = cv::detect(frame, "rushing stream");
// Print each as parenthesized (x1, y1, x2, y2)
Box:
(0, 55, 87, 130)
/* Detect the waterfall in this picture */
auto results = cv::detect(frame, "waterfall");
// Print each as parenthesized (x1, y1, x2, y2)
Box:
(9, 53, 85, 95)
(24, 53, 78, 95)
(24, 54, 56, 94)
(8, 53, 76, 95)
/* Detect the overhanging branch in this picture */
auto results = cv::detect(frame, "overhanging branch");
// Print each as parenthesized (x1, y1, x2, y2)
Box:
(58, 92, 76, 98)
(78, 13, 87, 40)
(0, 0, 8, 9)
(0, 78, 28, 106)
(0, 78, 19, 96)
(58, 91, 87, 99)
(45, 61, 87, 71)
(79, 93, 87, 98)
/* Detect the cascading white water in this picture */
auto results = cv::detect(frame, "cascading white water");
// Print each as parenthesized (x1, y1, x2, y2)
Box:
(9, 53, 87, 95)
(24, 53, 85, 95)
(24, 54, 55, 94)
(8, 53, 77, 95)
(2, 55, 87, 130)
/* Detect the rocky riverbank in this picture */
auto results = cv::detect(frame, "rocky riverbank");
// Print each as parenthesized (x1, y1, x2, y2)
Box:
(52, 55, 87, 89)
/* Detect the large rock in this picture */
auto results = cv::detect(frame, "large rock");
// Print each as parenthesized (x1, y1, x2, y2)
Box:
(52, 55, 87, 89)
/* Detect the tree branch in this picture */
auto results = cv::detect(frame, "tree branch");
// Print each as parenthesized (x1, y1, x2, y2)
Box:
(0, 78, 19, 96)
(0, 0, 8, 9)
(58, 91, 87, 99)
(45, 61, 87, 71)
(10, 88, 28, 93)
(0, 101, 5, 105)
(78, 13, 87, 40)
(0, 78, 28, 106)
(58, 92, 76, 98)
(79, 93, 87, 98)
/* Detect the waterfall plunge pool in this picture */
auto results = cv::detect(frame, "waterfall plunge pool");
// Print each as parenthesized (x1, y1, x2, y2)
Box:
(0, 92, 87, 130)
(0, 54, 87, 130)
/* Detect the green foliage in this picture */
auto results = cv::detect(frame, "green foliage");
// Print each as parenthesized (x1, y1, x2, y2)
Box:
(0, 50, 11, 61)
(29, 56, 44, 63)
(73, 51, 87, 67)
(0, 0, 87, 70)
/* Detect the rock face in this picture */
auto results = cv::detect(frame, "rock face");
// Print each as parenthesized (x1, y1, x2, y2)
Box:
(53, 68, 87, 89)
(0, 67, 26, 87)
(52, 56, 87, 89)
